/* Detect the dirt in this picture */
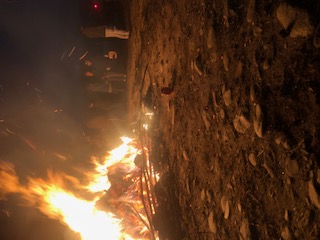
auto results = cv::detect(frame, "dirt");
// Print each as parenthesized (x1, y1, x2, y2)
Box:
(127, 0, 320, 239)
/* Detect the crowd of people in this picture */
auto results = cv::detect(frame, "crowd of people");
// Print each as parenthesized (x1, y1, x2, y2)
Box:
(80, 25, 129, 93)
(66, 24, 131, 152)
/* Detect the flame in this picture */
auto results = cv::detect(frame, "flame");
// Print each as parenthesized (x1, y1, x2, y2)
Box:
(0, 136, 154, 240)
(85, 137, 139, 193)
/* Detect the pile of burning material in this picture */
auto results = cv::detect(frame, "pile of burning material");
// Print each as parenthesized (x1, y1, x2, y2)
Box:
(0, 136, 160, 240)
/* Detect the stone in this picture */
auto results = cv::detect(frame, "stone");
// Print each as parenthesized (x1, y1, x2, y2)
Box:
(285, 158, 299, 178)
(233, 115, 251, 134)
(247, 0, 255, 24)
(308, 180, 320, 209)
(222, 51, 229, 71)
(223, 89, 232, 107)
(248, 153, 257, 167)
(240, 219, 251, 240)
(250, 84, 257, 103)
(237, 203, 242, 213)
(284, 209, 289, 222)
(276, 3, 297, 29)
(262, 60, 271, 70)
(254, 104, 263, 137)
(201, 189, 206, 201)
(275, 135, 291, 150)
(281, 226, 292, 240)
(202, 111, 211, 130)
(276, 3, 314, 38)
(219, 108, 225, 121)
(221, 196, 230, 219)
(263, 163, 275, 179)
(208, 211, 217, 234)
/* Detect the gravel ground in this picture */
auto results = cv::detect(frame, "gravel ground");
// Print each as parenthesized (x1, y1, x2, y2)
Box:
(127, 0, 320, 239)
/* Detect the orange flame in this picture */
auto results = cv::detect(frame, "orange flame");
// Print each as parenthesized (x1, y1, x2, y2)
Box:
(85, 137, 139, 193)
(0, 137, 152, 240)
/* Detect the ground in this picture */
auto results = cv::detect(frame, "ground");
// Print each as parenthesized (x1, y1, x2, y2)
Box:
(127, 0, 320, 239)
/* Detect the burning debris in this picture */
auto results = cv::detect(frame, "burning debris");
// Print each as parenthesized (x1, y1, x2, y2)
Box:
(0, 136, 161, 240)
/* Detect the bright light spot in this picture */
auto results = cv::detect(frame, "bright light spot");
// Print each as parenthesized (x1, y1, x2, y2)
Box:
(0, 136, 156, 240)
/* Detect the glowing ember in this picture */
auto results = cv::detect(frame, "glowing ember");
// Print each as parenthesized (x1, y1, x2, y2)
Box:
(0, 136, 156, 240)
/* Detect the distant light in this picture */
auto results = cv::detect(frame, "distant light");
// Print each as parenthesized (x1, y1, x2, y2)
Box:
(93, 3, 98, 9)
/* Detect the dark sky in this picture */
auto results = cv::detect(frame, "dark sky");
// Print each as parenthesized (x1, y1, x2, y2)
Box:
(0, 0, 84, 119)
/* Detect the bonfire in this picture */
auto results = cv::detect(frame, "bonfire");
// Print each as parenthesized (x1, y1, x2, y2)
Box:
(0, 136, 159, 240)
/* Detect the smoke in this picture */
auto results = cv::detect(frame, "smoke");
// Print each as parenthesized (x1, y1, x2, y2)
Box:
(0, 1, 90, 239)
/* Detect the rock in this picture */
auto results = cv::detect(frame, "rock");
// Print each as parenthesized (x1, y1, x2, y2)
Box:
(240, 219, 251, 240)
(248, 153, 257, 167)
(207, 28, 218, 61)
(246, 0, 255, 24)
(221, 196, 230, 219)
(222, 51, 229, 71)
(208, 211, 217, 234)
(250, 84, 257, 103)
(262, 60, 271, 70)
(275, 135, 291, 150)
(199, 27, 204, 37)
(281, 226, 292, 240)
(253, 26, 263, 37)
(254, 104, 263, 138)
(285, 158, 299, 178)
(284, 209, 289, 222)
(185, 179, 190, 195)
(276, 3, 297, 30)
(308, 180, 320, 209)
(202, 111, 211, 130)
(194, 56, 204, 76)
(237, 203, 242, 213)
(276, 3, 314, 38)
(201, 189, 206, 201)
(263, 163, 275, 179)
(182, 150, 189, 161)
(223, 1, 229, 28)
(233, 115, 251, 134)
(219, 108, 225, 121)
(290, 13, 313, 38)
(223, 89, 232, 107)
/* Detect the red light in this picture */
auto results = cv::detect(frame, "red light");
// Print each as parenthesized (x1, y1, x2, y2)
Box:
(93, 3, 98, 9)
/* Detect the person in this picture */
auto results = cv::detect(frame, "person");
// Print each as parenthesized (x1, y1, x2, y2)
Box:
(81, 25, 130, 39)
(82, 58, 126, 82)
(104, 50, 118, 59)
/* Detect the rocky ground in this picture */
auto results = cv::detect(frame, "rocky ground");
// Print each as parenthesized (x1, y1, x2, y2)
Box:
(127, 0, 320, 239)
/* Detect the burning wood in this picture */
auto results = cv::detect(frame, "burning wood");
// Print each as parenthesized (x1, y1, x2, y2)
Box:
(0, 136, 160, 240)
